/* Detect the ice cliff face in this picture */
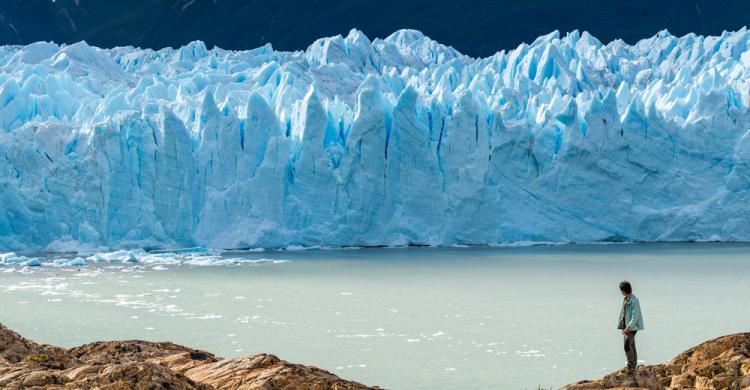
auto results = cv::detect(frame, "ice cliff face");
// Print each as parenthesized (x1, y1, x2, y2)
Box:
(1, 28, 750, 250)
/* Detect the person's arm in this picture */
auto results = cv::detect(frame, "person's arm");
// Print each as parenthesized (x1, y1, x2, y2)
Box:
(626, 300, 641, 331)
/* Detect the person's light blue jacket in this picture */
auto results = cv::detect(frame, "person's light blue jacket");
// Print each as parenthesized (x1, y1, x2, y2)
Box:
(617, 294, 644, 331)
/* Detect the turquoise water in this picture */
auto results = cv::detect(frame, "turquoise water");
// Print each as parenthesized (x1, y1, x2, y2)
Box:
(1, 243, 749, 389)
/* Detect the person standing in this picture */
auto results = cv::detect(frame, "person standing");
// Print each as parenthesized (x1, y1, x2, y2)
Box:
(617, 281, 644, 375)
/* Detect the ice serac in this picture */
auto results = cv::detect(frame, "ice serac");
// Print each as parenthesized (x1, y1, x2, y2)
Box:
(1, 27, 750, 250)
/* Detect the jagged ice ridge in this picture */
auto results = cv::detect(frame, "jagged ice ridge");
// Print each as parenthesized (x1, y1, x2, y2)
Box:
(1, 28, 750, 251)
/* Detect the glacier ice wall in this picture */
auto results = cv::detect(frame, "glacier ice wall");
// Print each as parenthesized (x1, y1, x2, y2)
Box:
(1, 28, 750, 250)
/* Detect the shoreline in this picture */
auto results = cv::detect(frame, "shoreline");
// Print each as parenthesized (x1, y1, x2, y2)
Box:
(2, 323, 748, 389)
(3, 240, 750, 269)
(0, 323, 380, 389)
(6, 238, 750, 259)
(562, 333, 750, 389)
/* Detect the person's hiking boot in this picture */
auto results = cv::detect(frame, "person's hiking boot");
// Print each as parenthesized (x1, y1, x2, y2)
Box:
(625, 366, 638, 386)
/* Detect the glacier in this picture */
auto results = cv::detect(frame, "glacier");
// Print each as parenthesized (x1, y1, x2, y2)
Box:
(1, 28, 750, 251)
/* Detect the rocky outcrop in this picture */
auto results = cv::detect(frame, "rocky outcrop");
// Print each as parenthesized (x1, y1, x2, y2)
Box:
(562, 333, 750, 390)
(0, 323, 378, 389)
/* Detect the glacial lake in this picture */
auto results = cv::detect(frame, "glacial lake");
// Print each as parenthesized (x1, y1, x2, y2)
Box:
(1, 243, 749, 389)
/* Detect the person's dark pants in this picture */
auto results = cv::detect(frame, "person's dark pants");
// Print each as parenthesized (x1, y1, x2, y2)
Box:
(624, 331, 637, 370)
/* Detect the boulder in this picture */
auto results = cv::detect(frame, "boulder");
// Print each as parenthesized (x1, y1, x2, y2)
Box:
(186, 354, 373, 390)
(0, 323, 379, 390)
(562, 333, 750, 390)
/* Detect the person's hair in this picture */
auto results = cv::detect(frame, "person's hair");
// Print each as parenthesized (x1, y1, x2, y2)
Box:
(619, 281, 632, 294)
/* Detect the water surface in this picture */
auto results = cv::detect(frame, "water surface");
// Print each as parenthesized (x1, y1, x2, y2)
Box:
(1, 243, 749, 389)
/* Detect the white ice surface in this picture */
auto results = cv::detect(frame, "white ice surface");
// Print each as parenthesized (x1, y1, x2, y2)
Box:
(1, 29, 750, 250)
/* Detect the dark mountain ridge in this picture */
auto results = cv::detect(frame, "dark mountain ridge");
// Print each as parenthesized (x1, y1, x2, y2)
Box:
(1, 0, 750, 57)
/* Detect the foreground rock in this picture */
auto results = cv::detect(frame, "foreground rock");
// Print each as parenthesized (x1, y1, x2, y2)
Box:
(562, 333, 750, 390)
(0, 323, 378, 389)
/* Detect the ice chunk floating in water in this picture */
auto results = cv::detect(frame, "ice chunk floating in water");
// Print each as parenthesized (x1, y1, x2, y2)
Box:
(0, 249, 290, 268)
(1, 28, 750, 250)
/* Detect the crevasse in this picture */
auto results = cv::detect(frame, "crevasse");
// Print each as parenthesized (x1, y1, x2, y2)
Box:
(1, 28, 750, 250)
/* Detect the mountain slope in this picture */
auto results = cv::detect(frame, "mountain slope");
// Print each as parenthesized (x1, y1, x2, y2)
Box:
(1, 0, 750, 57)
